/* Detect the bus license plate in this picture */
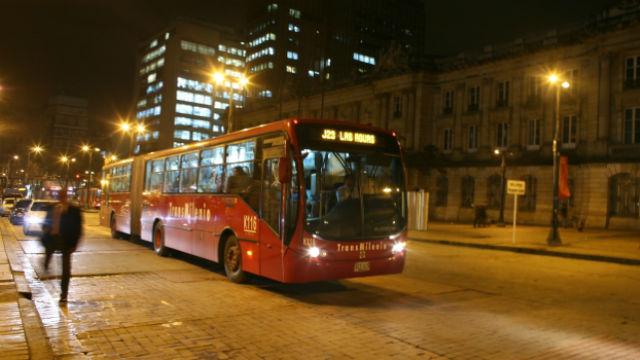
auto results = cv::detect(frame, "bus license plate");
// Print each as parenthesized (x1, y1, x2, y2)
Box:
(354, 261, 370, 273)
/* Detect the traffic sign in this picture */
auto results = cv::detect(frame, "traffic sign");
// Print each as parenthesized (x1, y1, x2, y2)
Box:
(507, 180, 525, 195)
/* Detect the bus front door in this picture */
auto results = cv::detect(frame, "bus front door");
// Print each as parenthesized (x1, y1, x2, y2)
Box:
(259, 157, 284, 280)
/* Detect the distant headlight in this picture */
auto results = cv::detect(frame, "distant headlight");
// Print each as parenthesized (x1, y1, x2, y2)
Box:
(307, 246, 321, 258)
(25, 216, 44, 225)
(392, 242, 406, 254)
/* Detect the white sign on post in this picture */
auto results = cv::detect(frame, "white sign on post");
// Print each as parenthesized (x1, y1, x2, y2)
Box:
(507, 180, 526, 244)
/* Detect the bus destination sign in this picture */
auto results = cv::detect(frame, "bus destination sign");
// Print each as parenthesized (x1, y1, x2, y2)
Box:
(321, 128, 376, 145)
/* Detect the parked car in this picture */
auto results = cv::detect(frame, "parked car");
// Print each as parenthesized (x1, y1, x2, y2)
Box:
(1, 197, 17, 217)
(9, 199, 33, 225)
(23, 200, 58, 236)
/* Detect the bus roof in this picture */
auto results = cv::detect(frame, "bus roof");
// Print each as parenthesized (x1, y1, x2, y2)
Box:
(104, 118, 398, 167)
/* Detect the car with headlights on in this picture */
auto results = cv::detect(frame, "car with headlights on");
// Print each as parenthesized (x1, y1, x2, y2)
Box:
(23, 200, 58, 236)
(9, 199, 33, 225)
(1, 197, 17, 217)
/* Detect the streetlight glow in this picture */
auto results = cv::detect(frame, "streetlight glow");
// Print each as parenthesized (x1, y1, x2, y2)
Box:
(561, 81, 570, 89)
(81, 144, 91, 152)
(238, 74, 249, 88)
(212, 71, 225, 85)
(135, 123, 146, 134)
(31, 145, 44, 154)
(118, 121, 131, 133)
(12, 154, 19, 160)
(60, 155, 69, 163)
(548, 73, 559, 84)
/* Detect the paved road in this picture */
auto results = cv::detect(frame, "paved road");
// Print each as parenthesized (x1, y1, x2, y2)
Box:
(6, 214, 640, 359)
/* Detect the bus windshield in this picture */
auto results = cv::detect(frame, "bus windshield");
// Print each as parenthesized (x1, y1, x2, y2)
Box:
(301, 148, 406, 240)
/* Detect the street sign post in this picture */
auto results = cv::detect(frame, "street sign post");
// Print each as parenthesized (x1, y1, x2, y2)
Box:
(507, 180, 526, 244)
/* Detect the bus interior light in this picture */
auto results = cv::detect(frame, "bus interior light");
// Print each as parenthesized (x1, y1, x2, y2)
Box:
(307, 246, 321, 258)
(392, 242, 406, 254)
(246, 250, 253, 257)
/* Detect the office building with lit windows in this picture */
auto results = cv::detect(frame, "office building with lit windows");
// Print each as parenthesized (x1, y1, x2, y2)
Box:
(133, 19, 246, 153)
(245, 0, 425, 104)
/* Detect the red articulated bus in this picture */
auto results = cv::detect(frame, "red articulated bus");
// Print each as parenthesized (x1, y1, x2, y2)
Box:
(100, 119, 407, 283)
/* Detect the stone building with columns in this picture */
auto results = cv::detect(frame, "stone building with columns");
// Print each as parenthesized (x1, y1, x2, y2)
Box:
(236, 3, 640, 230)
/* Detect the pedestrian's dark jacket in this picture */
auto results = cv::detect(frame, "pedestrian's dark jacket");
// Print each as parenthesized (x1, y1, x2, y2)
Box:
(43, 204, 83, 252)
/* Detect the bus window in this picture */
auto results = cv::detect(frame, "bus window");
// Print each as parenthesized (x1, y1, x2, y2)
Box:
(180, 152, 199, 193)
(285, 156, 299, 244)
(224, 140, 256, 194)
(164, 156, 180, 193)
(198, 146, 224, 193)
(148, 159, 165, 192)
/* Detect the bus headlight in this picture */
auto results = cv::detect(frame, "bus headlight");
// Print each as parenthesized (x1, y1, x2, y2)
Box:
(307, 246, 321, 258)
(392, 242, 406, 254)
(26, 216, 44, 225)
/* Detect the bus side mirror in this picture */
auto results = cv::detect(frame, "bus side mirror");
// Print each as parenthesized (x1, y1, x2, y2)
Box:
(278, 158, 291, 183)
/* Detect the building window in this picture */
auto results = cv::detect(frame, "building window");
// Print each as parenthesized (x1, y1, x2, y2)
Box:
(496, 81, 509, 107)
(289, 8, 301, 18)
(288, 23, 300, 33)
(461, 176, 475, 208)
(258, 90, 273, 98)
(563, 69, 578, 96)
(443, 128, 453, 152)
(353, 52, 376, 65)
(561, 115, 577, 146)
(468, 86, 480, 111)
(624, 108, 640, 144)
(267, 3, 278, 11)
(286, 51, 298, 60)
(528, 119, 540, 147)
(467, 125, 477, 151)
(625, 56, 640, 88)
(519, 175, 537, 212)
(443, 90, 454, 114)
(528, 76, 541, 99)
(286, 65, 297, 74)
(487, 174, 502, 209)
(435, 175, 448, 207)
(393, 96, 402, 118)
(609, 173, 639, 218)
(496, 123, 509, 148)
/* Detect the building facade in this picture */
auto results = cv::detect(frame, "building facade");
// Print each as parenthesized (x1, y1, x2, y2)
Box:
(236, 4, 640, 230)
(46, 95, 89, 156)
(245, 0, 425, 102)
(133, 19, 246, 153)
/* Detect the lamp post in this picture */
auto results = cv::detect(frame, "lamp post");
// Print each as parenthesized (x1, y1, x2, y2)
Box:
(494, 148, 507, 227)
(81, 144, 101, 186)
(212, 71, 249, 134)
(546, 73, 570, 246)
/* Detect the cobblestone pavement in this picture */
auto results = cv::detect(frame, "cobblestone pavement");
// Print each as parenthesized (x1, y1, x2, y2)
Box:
(3, 214, 640, 359)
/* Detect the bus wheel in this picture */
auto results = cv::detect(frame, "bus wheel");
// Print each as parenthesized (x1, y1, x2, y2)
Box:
(153, 222, 168, 257)
(223, 235, 246, 283)
(110, 214, 120, 239)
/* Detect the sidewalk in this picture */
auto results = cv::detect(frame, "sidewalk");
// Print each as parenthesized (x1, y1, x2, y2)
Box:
(0, 222, 29, 359)
(409, 222, 640, 265)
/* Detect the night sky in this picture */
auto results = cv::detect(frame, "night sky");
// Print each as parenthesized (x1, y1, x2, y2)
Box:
(0, 0, 616, 134)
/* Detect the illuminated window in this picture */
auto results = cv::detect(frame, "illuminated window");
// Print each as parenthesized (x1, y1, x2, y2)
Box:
(287, 51, 298, 60)
(288, 23, 300, 33)
(174, 130, 191, 140)
(267, 3, 278, 12)
(192, 120, 210, 129)
(249, 33, 276, 48)
(289, 8, 301, 18)
(153, 94, 162, 104)
(258, 90, 273, 98)
(180, 40, 216, 56)
(192, 131, 209, 141)
(286, 65, 297, 73)
(137, 99, 147, 108)
(142, 45, 166, 63)
(176, 90, 212, 105)
(177, 77, 213, 93)
(152, 131, 159, 139)
(176, 103, 211, 118)
(147, 73, 157, 83)
(247, 47, 275, 62)
(146, 81, 163, 94)
(173, 142, 185, 147)
(174, 117, 193, 126)
(308, 70, 319, 77)
(250, 62, 274, 73)
(139, 58, 164, 76)
(352, 52, 375, 65)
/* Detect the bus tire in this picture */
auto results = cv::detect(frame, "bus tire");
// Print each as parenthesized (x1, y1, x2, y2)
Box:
(223, 235, 246, 283)
(153, 222, 168, 257)
(110, 214, 121, 239)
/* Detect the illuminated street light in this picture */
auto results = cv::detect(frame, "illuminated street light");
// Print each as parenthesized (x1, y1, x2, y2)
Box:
(135, 123, 146, 134)
(211, 71, 249, 133)
(118, 121, 132, 133)
(546, 71, 571, 246)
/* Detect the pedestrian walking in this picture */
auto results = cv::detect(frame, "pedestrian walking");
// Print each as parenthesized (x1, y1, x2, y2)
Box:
(42, 191, 83, 304)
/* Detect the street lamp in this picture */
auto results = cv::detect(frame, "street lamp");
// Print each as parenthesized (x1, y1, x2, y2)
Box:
(80, 144, 100, 186)
(118, 120, 146, 156)
(6, 154, 19, 187)
(25, 145, 44, 189)
(212, 71, 249, 133)
(546, 73, 571, 246)
(494, 148, 507, 227)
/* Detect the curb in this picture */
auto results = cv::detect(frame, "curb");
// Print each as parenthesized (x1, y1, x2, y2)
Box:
(410, 237, 640, 266)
